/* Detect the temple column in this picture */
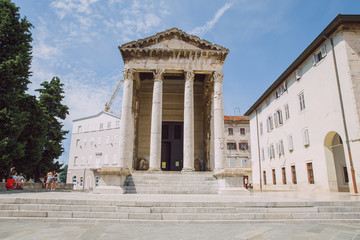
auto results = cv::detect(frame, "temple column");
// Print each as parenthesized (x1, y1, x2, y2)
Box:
(182, 71, 195, 171)
(149, 69, 165, 171)
(213, 71, 225, 171)
(119, 68, 135, 169)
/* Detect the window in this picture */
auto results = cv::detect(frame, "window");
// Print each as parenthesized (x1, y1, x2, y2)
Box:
(295, 68, 302, 80)
(272, 169, 276, 185)
(270, 144, 275, 159)
(261, 148, 265, 161)
(116, 120, 120, 127)
(259, 122, 263, 135)
(274, 109, 283, 127)
(307, 162, 314, 184)
(299, 92, 305, 111)
(81, 156, 85, 166)
(90, 138, 94, 146)
(275, 82, 287, 99)
(78, 125, 82, 133)
(279, 140, 284, 155)
(114, 135, 119, 144)
(263, 171, 267, 185)
(266, 116, 274, 132)
(239, 142, 248, 150)
(228, 128, 233, 135)
(313, 45, 327, 64)
(80, 177, 83, 187)
(107, 122, 111, 129)
(104, 154, 109, 165)
(97, 137, 102, 145)
(229, 158, 236, 167)
(291, 165, 297, 184)
(240, 128, 245, 135)
(74, 156, 78, 166)
(288, 135, 294, 151)
(343, 167, 349, 183)
(227, 142, 237, 150)
(106, 136, 110, 145)
(99, 123, 103, 130)
(113, 154, 117, 165)
(88, 156, 92, 166)
(95, 176, 99, 187)
(83, 139, 86, 147)
(76, 139, 80, 147)
(284, 104, 290, 120)
(302, 128, 310, 146)
(282, 167, 287, 185)
(241, 158, 248, 167)
(72, 176, 77, 187)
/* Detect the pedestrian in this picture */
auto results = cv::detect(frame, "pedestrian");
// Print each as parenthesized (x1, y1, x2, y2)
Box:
(45, 171, 54, 190)
(53, 171, 59, 190)
(5, 176, 15, 190)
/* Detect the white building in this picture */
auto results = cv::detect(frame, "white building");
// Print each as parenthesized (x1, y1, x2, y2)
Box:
(224, 116, 252, 187)
(245, 14, 360, 194)
(66, 111, 121, 190)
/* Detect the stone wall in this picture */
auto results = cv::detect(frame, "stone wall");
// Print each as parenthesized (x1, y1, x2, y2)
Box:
(0, 182, 73, 191)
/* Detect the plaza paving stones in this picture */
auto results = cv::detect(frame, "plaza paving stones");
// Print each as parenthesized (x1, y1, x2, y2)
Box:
(0, 191, 359, 239)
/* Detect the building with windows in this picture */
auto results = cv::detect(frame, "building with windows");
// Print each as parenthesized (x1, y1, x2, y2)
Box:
(224, 116, 252, 187)
(66, 111, 121, 190)
(245, 14, 360, 194)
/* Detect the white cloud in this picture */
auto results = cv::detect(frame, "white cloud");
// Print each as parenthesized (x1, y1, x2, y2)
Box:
(190, 2, 233, 36)
(51, 0, 100, 19)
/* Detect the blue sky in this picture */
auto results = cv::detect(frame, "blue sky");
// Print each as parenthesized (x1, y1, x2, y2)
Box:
(13, 0, 360, 164)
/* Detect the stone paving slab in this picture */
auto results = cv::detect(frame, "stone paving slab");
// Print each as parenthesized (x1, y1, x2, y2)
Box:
(0, 221, 359, 240)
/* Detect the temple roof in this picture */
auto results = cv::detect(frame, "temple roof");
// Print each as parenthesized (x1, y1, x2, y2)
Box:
(120, 27, 229, 51)
(118, 28, 229, 63)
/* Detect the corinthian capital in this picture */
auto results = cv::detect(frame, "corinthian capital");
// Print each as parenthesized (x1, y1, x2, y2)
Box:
(123, 68, 136, 80)
(185, 71, 195, 82)
(213, 71, 224, 83)
(153, 69, 165, 82)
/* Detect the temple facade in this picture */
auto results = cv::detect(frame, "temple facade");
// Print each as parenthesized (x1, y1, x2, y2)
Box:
(88, 28, 248, 194)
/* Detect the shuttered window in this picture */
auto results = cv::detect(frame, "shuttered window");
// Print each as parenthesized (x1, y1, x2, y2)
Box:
(291, 165, 297, 184)
(307, 162, 314, 184)
(282, 167, 287, 185)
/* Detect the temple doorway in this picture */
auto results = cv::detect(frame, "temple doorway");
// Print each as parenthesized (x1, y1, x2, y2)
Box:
(161, 122, 183, 171)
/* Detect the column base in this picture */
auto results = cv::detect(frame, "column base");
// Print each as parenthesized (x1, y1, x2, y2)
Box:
(213, 168, 250, 195)
(148, 168, 162, 172)
(182, 168, 195, 172)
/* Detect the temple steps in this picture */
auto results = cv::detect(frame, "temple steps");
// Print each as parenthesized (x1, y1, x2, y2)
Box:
(124, 172, 220, 194)
(0, 197, 359, 223)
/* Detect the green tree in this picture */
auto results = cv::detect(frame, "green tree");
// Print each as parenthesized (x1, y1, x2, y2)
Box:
(0, 0, 33, 178)
(36, 77, 69, 173)
(59, 164, 67, 183)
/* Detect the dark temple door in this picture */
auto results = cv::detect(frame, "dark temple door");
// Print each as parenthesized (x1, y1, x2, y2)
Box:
(161, 122, 183, 171)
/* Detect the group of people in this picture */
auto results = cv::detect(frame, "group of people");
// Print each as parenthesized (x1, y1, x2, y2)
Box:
(5, 167, 59, 191)
(5, 168, 26, 190)
(39, 171, 59, 191)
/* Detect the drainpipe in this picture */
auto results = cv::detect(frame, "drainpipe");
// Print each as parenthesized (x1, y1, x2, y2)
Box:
(255, 109, 262, 191)
(325, 35, 358, 194)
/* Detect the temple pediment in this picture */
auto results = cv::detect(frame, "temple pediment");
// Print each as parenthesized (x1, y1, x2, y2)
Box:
(119, 28, 229, 64)
(119, 28, 229, 52)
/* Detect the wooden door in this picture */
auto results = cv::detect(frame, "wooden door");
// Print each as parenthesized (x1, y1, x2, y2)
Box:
(161, 122, 183, 171)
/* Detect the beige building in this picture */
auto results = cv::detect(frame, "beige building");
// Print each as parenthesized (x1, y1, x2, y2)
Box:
(245, 14, 360, 194)
(66, 111, 121, 190)
(224, 116, 252, 187)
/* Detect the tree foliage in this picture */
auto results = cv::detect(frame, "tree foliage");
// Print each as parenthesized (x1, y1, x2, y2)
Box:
(0, 0, 69, 180)
(0, 0, 32, 176)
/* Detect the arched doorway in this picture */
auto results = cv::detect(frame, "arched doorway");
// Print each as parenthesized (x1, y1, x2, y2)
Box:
(324, 132, 349, 192)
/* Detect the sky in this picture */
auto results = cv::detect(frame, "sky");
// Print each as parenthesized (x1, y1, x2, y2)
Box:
(13, 0, 360, 165)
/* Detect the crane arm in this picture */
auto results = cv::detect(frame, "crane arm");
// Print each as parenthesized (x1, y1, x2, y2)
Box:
(105, 79, 124, 112)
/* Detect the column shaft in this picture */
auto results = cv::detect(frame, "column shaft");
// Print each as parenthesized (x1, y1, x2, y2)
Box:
(149, 69, 165, 171)
(182, 71, 195, 171)
(213, 71, 225, 170)
(119, 68, 135, 169)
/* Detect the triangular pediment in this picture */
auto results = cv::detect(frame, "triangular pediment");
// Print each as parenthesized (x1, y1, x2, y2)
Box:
(119, 28, 229, 52)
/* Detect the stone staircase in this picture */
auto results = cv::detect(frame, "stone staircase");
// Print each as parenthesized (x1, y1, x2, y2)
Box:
(123, 172, 220, 194)
(0, 197, 359, 223)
